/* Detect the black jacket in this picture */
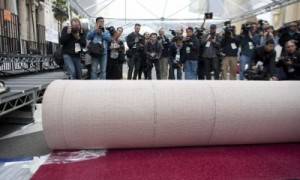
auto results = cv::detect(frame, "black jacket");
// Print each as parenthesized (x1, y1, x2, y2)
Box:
(144, 41, 162, 60)
(126, 32, 144, 52)
(158, 35, 171, 57)
(169, 43, 186, 64)
(280, 50, 300, 80)
(59, 26, 86, 57)
(185, 34, 200, 61)
(278, 32, 300, 50)
(220, 36, 240, 57)
(250, 46, 276, 77)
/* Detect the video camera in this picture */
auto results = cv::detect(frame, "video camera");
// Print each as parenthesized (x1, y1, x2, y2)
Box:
(244, 69, 265, 80)
(241, 23, 252, 36)
(195, 27, 204, 38)
(105, 26, 115, 36)
(169, 29, 177, 36)
(223, 21, 235, 37)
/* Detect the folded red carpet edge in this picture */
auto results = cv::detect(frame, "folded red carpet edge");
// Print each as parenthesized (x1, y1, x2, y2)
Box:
(30, 143, 300, 180)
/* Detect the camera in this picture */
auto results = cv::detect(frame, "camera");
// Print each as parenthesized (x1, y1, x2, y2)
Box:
(195, 27, 204, 38)
(209, 33, 215, 40)
(241, 23, 252, 36)
(105, 26, 115, 36)
(244, 69, 265, 80)
(136, 36, 143, 43)
(276, 56, 291, 67)
(71, 27, 79, 33)
(169, 29, 176, 36)
(157, 36, 168, 45)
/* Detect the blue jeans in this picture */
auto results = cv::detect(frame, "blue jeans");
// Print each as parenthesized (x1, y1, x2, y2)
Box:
(239, 55, 250, 80)
(185, 60, 198, 80)
(63, 54, 82, 79)
(91, 54, 107, 80)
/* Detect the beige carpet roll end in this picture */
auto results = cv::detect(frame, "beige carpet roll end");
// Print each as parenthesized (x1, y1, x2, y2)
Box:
(42, 80, 300, 149)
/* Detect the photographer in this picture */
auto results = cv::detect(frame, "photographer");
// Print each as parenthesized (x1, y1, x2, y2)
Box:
(276, 41, 300, 80)
(158, 28, 171, 79)
(239, 22, 260, 80)
(138, 32, 150, 80)
(168, 36, 186, 80)
(202, 24, 222, 80)
(59, 18, 86, 79)
(87, 17, 112, 80)
(196, 17, 206, 80)
(144, 33, 162, 80)
(106, 30, 125, 79)
(220, 27, 240, 80)
(170, 29, 184, 42)
(184, 27, 200, 80)
(260, 26, 278, 46)
(278, 21, 300, 54)
(248, 39, 277, 80)
(126, 23, 144, 80)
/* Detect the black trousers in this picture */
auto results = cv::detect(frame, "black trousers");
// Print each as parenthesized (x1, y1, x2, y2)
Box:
(107, 58, 123, 79)
(197, 58, 205, 80)
(204, 57, 220, 80)
(128, 52, 142, 80)
(138, 55, 148, 79)
(147, 59, 161, 80)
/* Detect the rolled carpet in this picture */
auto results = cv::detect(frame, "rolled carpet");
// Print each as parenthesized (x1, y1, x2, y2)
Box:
(42, 80, 300, 149)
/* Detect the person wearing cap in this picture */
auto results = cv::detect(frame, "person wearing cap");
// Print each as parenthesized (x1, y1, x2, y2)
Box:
(202, 24, 222, 80)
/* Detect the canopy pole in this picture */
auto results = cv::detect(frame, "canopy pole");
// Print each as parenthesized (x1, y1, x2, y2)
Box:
(125, 0, 127, 24)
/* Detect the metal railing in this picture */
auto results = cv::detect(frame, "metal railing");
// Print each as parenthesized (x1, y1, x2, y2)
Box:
(0, 54, 59, 75)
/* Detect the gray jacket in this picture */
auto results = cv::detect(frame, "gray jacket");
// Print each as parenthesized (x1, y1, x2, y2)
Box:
(201, 33, 222, 58)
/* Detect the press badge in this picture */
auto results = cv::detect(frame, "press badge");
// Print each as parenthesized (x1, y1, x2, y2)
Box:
(175, 54, 180, 61)
(75, 43, 81, 53)
(231, 43, 237, 49)
(186, 47, 191, 54)
(206, 42, 211, 47)
(248, 42, 254, 49)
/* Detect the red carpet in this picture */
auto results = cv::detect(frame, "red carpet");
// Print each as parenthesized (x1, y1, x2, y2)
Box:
(31, 143, 300, 180)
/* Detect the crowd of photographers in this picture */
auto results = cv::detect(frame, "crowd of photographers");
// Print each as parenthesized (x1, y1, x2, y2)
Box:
(58, 17, 300, 81)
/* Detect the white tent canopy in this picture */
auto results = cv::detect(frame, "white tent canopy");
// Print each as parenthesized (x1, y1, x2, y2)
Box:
(68, 0, 298, 37)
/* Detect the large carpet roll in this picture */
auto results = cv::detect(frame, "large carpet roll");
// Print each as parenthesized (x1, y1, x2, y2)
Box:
(42, 80, 300, 149)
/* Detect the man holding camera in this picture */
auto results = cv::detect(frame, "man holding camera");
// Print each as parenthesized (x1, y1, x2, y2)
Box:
(59, 18, 86, 79)
(202, 24, 221, 80)
(278, 21, 300, 54)
(239, 22, 260, 80)
(248, 39, 277, 80)
(158, 28, 171, 80)
(126, 23, 144, 80)
(169, 37, 186, 80)
(184, 27, 200, 80)
(87, 17, 112, 80)
(220, 28, 240, 80)
(145, 33, 162, 80)
(276, 40, 300, 80)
